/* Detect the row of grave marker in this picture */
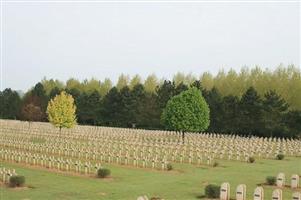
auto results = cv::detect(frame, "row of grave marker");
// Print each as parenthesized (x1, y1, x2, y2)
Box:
(220, 182, 301, 200)
(0, 167, 17, 184)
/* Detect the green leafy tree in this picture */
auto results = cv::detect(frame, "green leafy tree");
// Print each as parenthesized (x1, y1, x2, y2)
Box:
(99, 78, 112, 96)
(47, 91, 77, 131)
(66, 78, 83, 92)
(144, 74, 158, 93)
(116, 74, 130, 90)
(0, 88, 21, 119)
(129, 74, 142, 90)
(161, 87, 210, 142)
(41, 78, 64, 95)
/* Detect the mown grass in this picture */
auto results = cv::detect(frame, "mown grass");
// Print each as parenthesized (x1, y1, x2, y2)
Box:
(0, 157, 300, 200)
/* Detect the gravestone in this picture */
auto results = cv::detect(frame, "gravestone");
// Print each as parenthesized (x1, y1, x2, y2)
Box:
(236, 184, 246, 200)
(272, 189, 282, 200)
(291, 174, 299, 189)
(137, 195, 148, 200)
(292, 192, 301, 200)
(277, 173, 285, 187)
(220, 182, 230, 200)
(253, 186, 264, 200)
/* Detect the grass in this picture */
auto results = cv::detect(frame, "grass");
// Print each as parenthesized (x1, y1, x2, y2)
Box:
(0, 157, 300, 200)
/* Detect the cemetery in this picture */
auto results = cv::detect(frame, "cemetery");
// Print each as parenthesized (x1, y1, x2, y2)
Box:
(0, 119, 300, 199)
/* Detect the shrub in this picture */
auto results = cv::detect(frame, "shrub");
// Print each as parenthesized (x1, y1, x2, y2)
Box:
(248, 157, 255, 163)
(276, 154, 284, 160)
(167, 163, 173, 171)
(266, 176, 276, 185)
(97, 168, 111, 178)
(205, 184, 220, 198)
(213, 161, 219, 167)
(9, 175, 25, 187)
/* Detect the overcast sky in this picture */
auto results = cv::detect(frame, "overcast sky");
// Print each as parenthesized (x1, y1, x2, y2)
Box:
(1, 1, 300, 91)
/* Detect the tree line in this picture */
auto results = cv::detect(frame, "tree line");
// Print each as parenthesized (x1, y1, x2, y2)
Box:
(0, 65, 300, 138)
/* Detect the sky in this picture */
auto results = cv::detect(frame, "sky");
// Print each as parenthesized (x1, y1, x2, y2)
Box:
(1, 1, 300, 91)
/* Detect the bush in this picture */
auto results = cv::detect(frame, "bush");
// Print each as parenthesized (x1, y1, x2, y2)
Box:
(97, 168, 111, 178)
(9, 175, 25, 187)
(167, 163, 173, 171)
(266, 176, 276, 185)
(213, 161, 219, 167)
(276, 154, 284, 160)
(205, 184, 220, 198)
(248, 157, 255, 163)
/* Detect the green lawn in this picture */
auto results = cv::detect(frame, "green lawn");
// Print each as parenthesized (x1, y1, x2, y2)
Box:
(1, 157, 300, 200)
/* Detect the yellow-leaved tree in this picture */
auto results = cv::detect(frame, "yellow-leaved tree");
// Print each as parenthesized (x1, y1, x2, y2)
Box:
(47, 91, 77, 132)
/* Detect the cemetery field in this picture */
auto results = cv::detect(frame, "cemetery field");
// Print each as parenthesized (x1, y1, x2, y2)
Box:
(1, 157, 300, 200)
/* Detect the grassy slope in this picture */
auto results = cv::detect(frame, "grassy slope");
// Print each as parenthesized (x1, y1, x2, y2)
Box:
(0, 157, 300, 200)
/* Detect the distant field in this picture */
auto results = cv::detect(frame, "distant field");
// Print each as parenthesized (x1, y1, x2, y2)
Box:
(1, 157, 300, 200)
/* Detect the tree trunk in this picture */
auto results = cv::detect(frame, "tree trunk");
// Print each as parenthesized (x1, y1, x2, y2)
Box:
(182, 131, 185, 144)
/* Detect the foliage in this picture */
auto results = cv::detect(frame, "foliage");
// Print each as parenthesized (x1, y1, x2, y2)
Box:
(97, 168, 111, 178)
(21, 103, 44, 122)
(239, 87, 264, 136)
(166, 163, 173, 171)
(9, 175, 25, 187)
(266, 176, 276, 185)
(213, 161, 219, 167)
(1, 66, 301, 138)
(276, 154, 285, 160)
(248, 157, 255, 163)
(76, 91, 101, 125)
(204, 184, 220, 198)
(47, 91, 77, 130)
(161, 87, 210, 132)
(0, 88, 21, 119)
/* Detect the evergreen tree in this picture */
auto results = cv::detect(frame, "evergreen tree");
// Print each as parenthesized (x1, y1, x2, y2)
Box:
(263, 90, 289, 137)
(0, 88, 21, 119)
(239, 87, 264, 136)
(222, 95, 240, 134)
(101, 87, 123, 126)
(77, 91, 102, 125)
(203, 87, 224, 133)
(156, 80, 175, 110)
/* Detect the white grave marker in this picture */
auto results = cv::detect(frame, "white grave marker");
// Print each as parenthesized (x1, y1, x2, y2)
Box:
(292, 192, 301, 200)
(220, 182, 230, 200)
(277, 173, 285, 187)
(253, 186, 264, 200)
(272, 189, 282, 200)
(236, 184, 246, 200)
(291, 174, 299, 189)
